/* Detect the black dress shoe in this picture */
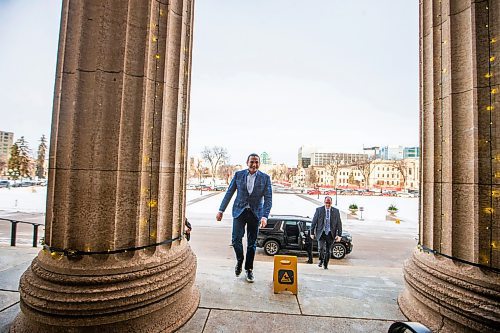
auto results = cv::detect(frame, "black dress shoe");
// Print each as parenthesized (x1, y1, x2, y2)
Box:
(246, 269, 255, 283)
(318, 260, 323, 267)
(323, 265, 328, 270)
(235, 261, 243, 277)
(307, 259, 313, 264)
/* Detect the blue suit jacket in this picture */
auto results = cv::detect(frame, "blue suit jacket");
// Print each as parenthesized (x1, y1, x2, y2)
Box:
(218, 169, 272, 220)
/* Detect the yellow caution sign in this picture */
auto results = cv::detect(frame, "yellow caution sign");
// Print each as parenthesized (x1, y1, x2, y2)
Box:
(278, 270, 293, 284)
(273, 255, 297, 295)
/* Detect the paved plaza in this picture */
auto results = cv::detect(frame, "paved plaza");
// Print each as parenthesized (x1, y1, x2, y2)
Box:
(0, 189, 418, 332)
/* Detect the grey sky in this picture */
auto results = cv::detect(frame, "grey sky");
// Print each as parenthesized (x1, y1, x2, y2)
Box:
(0, 1, 419, 166)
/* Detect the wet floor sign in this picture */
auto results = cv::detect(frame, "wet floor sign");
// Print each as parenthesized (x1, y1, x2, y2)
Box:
(273, 255, 297, 295)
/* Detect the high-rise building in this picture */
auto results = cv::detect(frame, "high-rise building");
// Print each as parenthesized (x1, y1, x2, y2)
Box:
(310, 152, 367, 166)
(0, 131, 14, 172)
(298, 145, 314, 168)
(260, 151, 272, 165)
(378, 146, 420, 160)
(379, 146, 404, 160)
(298, 145, 367, 167)
(403, 146, 420, 158)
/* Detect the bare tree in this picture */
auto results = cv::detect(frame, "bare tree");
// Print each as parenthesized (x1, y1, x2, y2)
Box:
(218, 164, 238, 184)
(186, 157, 196, 180)
(355, 159, 376, 189)
(305, 167, 318, 187)
(285, 167, 297, 183)
(195, 159, 205, 185)
(325, 156, 342, 188)
(273, 164, 290, 183)
(0, 159, 6, 175)
(392, 159, 408, 191)
(201, 146, 228, 187)
(347, 171, 356, 186)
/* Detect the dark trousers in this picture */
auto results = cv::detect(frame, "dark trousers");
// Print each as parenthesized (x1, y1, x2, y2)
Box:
(318, 232, 333, 267)
(306, 239, 313, 262)
(232, 209, 259, 270)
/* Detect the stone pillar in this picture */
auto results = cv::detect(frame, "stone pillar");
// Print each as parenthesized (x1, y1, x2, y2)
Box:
(11, 1, 198, 332)
(399, 1, 499, 332)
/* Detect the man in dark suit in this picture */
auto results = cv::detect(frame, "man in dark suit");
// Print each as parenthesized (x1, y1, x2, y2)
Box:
(216, 153, 273, 282)
(310, 196, 342, 269)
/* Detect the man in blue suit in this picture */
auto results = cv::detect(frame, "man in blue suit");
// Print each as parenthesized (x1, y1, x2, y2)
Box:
(216, 153, 272, 282)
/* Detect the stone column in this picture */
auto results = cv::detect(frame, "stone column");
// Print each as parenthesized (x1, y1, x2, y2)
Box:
(399, 1, 499, 332)
(11, 1, 198, 332)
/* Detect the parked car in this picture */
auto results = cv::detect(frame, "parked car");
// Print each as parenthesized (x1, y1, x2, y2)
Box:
(256, 214, 353, 259)
(0, 180, 9, 188)
(307, 189, 321, 195)
(323, 190, 337, 195)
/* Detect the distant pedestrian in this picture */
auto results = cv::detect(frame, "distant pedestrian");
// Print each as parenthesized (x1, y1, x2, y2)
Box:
(310, 196, 342, 269)
(216, 153, 272, 283)
(184, 218, 192, 241)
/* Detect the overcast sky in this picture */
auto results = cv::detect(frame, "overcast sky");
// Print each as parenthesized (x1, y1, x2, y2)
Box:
(0, 1, 419, 166)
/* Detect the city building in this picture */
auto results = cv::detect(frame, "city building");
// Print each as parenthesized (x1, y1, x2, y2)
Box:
(336, 167, 364, 188)
(297, 145, 367, 167)
(376, 146, 420, 160)
(0, 131, 14, 175)
(297, 145, 314, 168)
(260, 151, 271, 165)
(379, 145, 404, 160)
(403, 146, 420, 158)
(368, 158, 419, 191)
(292, 167, 307, 188)
(310, 151, 367, 166)
(292, 158, 419, 192)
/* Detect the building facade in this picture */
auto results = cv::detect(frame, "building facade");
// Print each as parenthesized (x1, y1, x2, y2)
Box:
(297, 145, 314, 168)
(260, 151, 272, 165)
(310, 152, 367, 167)
(379, 146, 404, 160)
(369, 158, 419, 190)
(0, 131, 14, 175)
(403, 146, 420, 158)
(293, 159, 419, 192)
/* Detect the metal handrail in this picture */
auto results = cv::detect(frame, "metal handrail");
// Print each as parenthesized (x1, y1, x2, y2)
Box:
(0, 217, 44, 247)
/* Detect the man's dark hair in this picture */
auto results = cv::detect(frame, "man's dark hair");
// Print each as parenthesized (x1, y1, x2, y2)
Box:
(325, 196, 333, 202)
(247, 153, 260, 163)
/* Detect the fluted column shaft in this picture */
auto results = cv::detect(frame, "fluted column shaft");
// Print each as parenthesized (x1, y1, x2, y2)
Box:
(400, 1, 499, 332)
(11, 1, 198, 332)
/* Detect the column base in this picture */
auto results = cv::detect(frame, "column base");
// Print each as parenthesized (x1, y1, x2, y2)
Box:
(10, 243, 199, 333)
(399, 250, 499, 333)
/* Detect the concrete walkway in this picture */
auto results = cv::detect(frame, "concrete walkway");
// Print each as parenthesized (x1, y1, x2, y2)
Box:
(0, 245, 407, 333)
(0, 192, 415, 332)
